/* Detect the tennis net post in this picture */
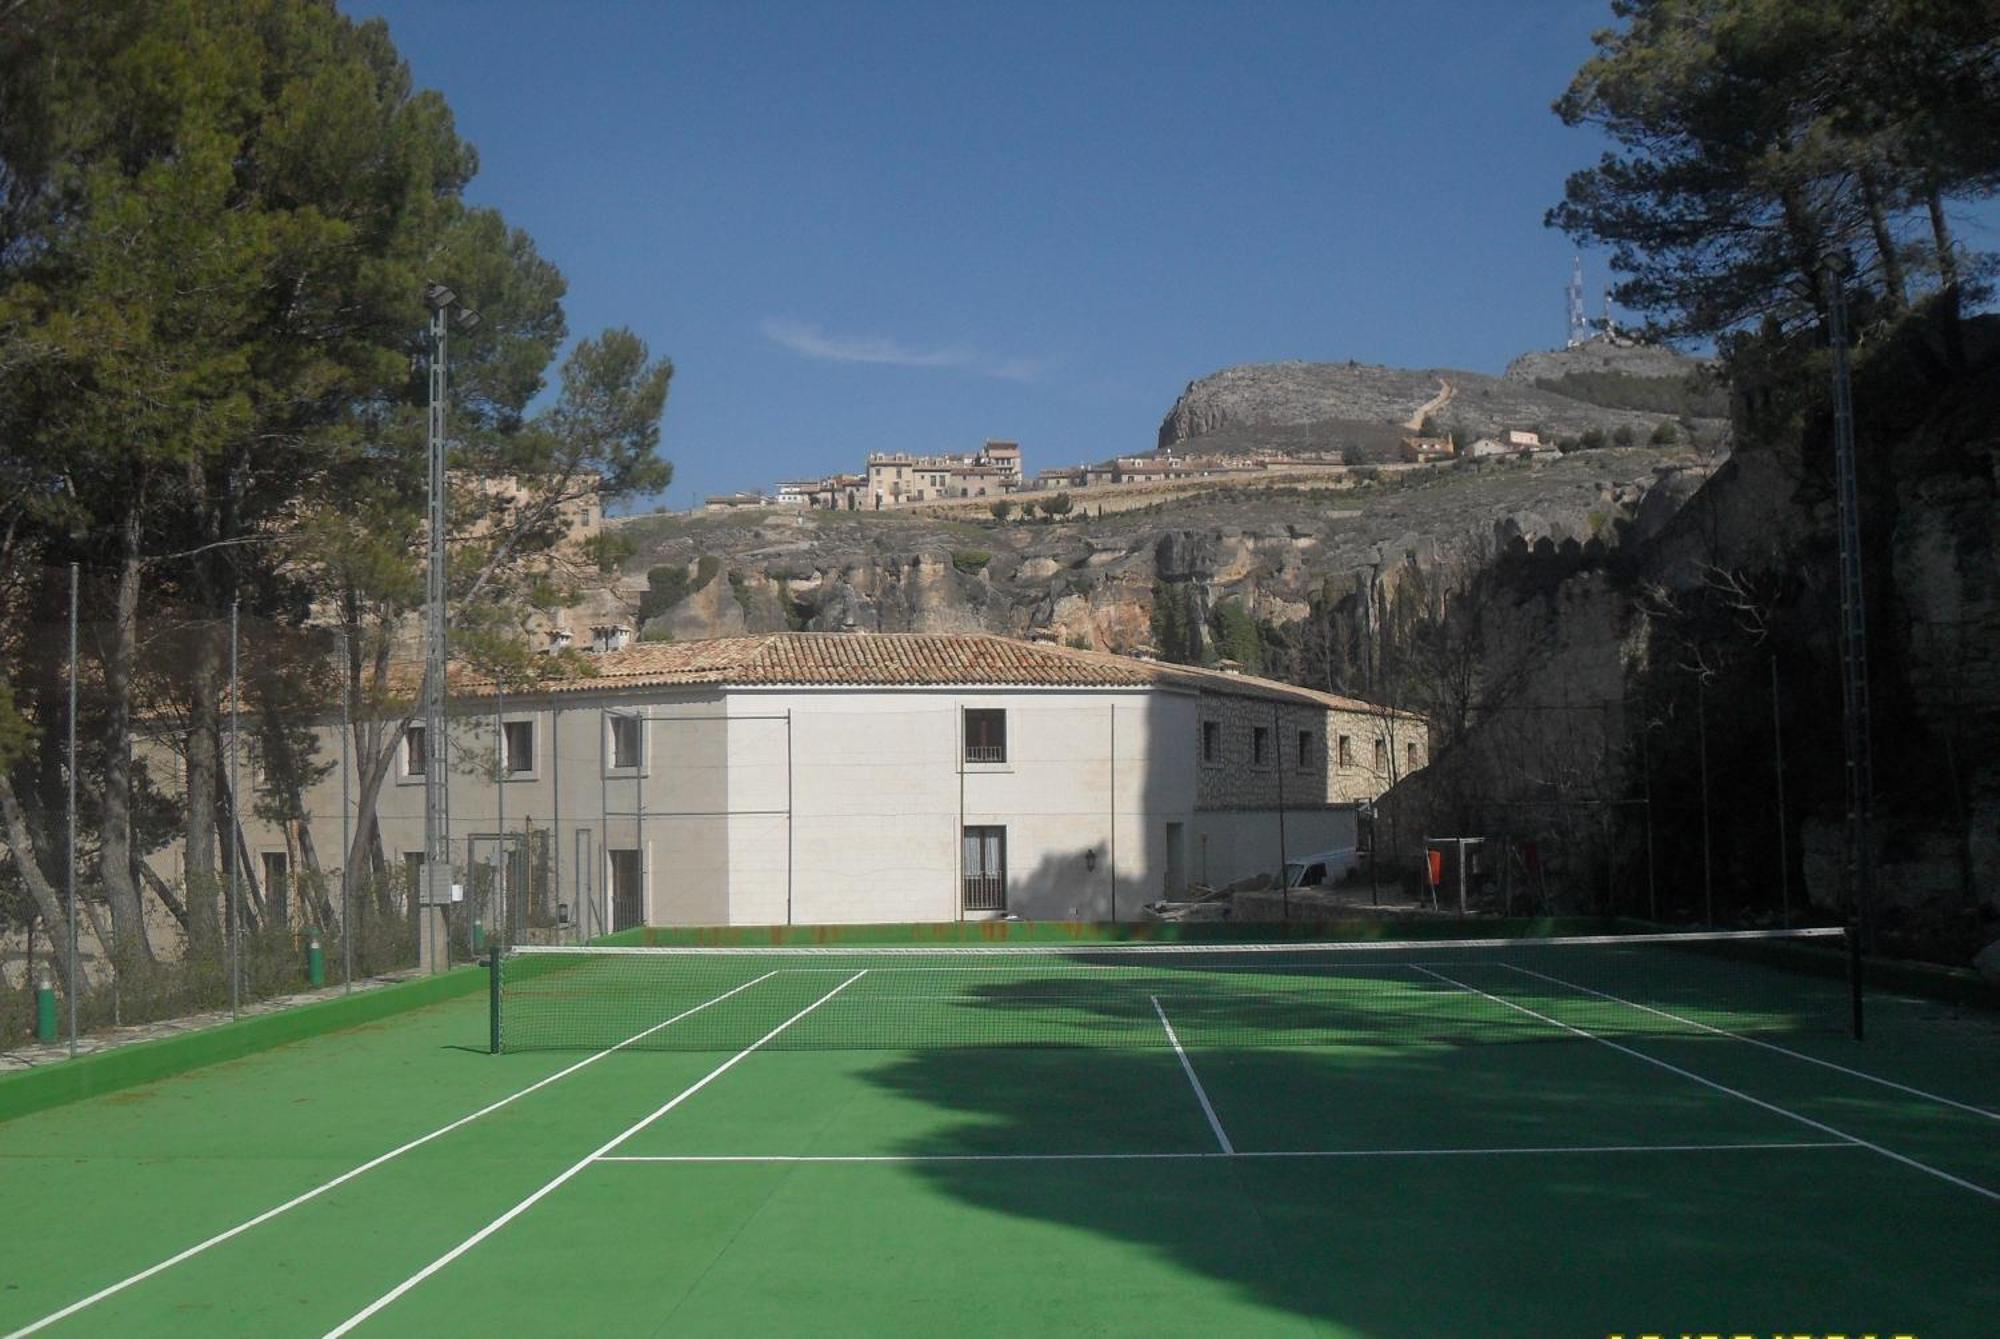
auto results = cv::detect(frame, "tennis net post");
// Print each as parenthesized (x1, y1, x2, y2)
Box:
(1849, 915, 1864, 1041)
(489, 944, 503, 1055)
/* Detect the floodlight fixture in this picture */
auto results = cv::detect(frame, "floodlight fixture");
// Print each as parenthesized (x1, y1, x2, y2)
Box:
(423, 281, 458, 310)
(454, 307, 483, 332)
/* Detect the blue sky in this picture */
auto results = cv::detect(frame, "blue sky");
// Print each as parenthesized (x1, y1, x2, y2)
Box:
(336, 1, 1958, 506)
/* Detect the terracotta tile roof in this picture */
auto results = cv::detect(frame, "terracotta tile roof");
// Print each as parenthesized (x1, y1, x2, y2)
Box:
(489, 632, 1419, 720)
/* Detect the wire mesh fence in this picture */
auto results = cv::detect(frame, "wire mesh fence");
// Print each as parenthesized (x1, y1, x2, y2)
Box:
(1, 569, 429, 1052)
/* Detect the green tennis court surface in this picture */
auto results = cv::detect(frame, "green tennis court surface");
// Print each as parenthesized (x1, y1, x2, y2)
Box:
(3, 933, 1995, 1337)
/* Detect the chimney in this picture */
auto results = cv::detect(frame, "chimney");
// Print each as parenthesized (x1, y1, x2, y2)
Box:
(591, 624, 632, 654)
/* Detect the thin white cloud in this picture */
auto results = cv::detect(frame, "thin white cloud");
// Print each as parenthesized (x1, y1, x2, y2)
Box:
(761, 318, 1038, 382)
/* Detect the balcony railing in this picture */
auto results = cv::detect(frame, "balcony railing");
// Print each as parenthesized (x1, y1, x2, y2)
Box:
(962, 875, 1005, 912)
(964, 744, 1006, 764)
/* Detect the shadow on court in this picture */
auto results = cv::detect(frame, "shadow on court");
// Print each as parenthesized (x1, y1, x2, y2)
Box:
(841, 974, 1997, 1338)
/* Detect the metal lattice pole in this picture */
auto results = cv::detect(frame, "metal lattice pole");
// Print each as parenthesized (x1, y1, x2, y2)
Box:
(66, 563, 79, 1055)
(495, 675, 505, 952)
(423, 298, 451, 970)
(1825, 264, 1875, 955)
(339, 626, 353, 991)
(229, 599, 241, 1018)
(1771, 654, 1791, 929)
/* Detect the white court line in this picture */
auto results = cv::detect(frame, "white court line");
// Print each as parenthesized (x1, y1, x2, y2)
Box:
(1151, 995, 1233, 1154)
(1410, 966, 2000, 1205)
(597, 1141, 1854, 1165)
(1497, 962, 2000, 1122)
(2, 971, 781, 1339)
(792, 962, 1439, 977)
(322, 971, 866, 1339)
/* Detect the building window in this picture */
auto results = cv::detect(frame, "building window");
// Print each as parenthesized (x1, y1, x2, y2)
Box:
(1337, 734, 1353, 767)
(403, 852, 426, 905)
(1252, 725, 1269, 767)
(1374, 738, 1388, 770)
(404, 725, 426, 776)
(963, 826, 1006, 911)
(502, 720, 535, 775)
(1408, 741, 1419, 770)
(608, 714, 643, 771)
(262, 852, 289, 926)
(1201, 720, 1220, 764)
(1297, 730, 1314, 770)
(964, 708, 1007, 764)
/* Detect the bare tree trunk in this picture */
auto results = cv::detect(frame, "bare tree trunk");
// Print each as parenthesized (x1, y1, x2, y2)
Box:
(136, 861, 190, 932)
(182, 455, 224, 946)
(214, 763, 266, 929)
(96, 493, 155, 965)
(1859, 169, 1906, 315)
(1926, 186, 1965, 369)
(1927, 186, 1960, 293)
(348, 715, 404, 910)
(0, 769, 77, 995)
(294, 818, 336, 925)
(1779, 185, 1829, 322)
(184, 625, 222, 943)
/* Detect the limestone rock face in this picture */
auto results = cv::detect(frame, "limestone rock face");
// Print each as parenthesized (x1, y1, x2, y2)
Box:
(1157, 356, 1722, 458)
(614, 449, 1690, 664)
(1502, 340, 1708, 384)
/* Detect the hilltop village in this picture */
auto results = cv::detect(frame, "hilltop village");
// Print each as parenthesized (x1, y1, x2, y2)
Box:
(703, 426, 1572, 517)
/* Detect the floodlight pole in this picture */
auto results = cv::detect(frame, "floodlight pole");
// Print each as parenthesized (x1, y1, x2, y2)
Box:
(339, 626, 353, 991)
(1825, 261, 1873, 1030)
(229, 600, 241, 1016)
(66, 563, 79, 1055)
(419, 284, 478, 971)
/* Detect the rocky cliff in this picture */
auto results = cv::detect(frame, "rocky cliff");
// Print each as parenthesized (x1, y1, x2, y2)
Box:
(1374, 313, 2000, 951)
(1157, 341, 1722, 458)
(603, 448, 1708, 658)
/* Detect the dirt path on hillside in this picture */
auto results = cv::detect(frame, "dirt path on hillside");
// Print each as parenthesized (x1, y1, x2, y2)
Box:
(1403, 378, 1455, 431)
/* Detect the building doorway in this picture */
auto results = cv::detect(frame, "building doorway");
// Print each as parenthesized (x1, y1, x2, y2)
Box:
(962, 826, 1006, 913)
(609, 848, 644, 931)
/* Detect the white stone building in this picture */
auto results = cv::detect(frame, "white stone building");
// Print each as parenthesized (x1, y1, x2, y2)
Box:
(158, 634, 1427, 937)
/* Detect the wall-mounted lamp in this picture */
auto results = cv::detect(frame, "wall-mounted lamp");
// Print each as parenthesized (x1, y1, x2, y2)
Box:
(1083, 848, 1099, 872)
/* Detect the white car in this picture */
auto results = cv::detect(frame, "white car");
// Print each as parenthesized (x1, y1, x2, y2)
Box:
(1282, 848, 1360, 890)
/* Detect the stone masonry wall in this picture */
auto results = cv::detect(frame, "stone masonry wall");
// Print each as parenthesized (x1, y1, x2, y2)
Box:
(1194, 690, 1426, 811)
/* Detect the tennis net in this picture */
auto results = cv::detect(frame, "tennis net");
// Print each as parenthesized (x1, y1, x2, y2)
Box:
(489, 926, 1858, 1053)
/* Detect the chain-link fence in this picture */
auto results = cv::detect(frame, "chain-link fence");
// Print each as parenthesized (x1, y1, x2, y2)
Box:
(1, 569, 426, 1052)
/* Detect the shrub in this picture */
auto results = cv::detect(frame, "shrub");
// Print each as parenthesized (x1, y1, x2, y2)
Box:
(951, 549, 992, 574)
(989, 500, 1014, 522)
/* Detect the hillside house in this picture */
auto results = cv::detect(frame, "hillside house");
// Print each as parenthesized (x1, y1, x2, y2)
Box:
(1399, 436, 1455, 463)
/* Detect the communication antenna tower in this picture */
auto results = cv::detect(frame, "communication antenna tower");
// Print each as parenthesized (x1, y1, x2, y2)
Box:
(1565, 256, 1590, 347)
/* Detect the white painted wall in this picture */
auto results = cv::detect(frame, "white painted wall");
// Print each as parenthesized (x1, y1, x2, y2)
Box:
(154, 678, 1359, 932)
